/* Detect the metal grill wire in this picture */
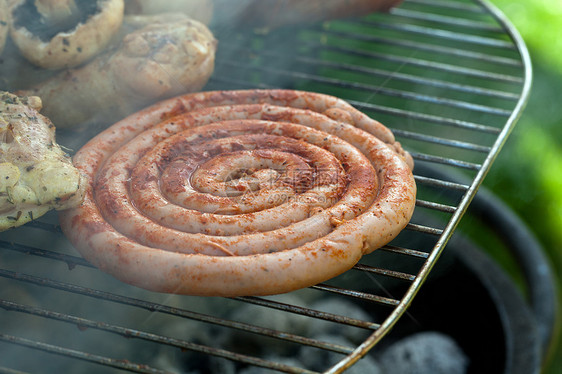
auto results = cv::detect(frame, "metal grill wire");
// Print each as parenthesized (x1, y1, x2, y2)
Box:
(0, 0, 531, 373)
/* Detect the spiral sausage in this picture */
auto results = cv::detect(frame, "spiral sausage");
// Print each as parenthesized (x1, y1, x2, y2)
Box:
(59, 89, 416, 296)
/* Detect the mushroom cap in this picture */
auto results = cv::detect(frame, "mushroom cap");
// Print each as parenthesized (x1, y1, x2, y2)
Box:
(9, 0, 124, 69)
(0, 0, 8, 55)
(111, 17, 217, 97)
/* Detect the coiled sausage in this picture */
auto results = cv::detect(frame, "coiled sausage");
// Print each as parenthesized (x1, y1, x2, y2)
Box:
(59, 89, 416, 296)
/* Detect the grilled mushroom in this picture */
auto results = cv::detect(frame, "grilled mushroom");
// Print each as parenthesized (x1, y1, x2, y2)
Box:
(18, 14, 217, 128)
(8, 0, 124, 69)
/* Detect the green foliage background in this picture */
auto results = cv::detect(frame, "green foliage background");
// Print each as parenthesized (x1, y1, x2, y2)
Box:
(476, 1, 561, 372)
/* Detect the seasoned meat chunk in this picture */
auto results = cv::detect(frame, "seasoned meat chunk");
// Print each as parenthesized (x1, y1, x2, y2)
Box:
(0, 91, 84, 230)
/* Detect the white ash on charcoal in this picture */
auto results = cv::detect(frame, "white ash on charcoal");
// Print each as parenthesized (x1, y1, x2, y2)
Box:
(298, 333, 382, 374)
(154, 350, 237, 374)
(237, 356, 305, 374)
(220, 294, 311, 357)
(305, 298, 374, 344)
(147, 294, 470, 373)
(376, 331, 469, 374)
(145, 298, 243, 374)
(151, 296, 380, 373)
(146, 295, 367, 373)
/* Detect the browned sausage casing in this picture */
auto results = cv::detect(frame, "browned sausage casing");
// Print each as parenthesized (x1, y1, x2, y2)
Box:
(59, 89, 416, 297)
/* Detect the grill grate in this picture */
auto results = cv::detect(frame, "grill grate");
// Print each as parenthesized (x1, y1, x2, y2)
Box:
(0, 0, 531, 373)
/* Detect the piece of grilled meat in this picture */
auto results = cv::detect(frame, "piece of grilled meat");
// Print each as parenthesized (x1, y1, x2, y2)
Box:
(0, 91, 84, 231)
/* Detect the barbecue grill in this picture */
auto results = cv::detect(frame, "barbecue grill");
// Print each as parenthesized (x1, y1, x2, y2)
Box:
(0, 0, 551, 373)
